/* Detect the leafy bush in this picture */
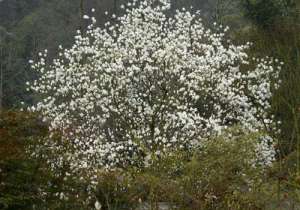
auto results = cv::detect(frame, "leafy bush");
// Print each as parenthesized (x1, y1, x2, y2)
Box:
(70, 128, 284, 210)
(0, 111, 96, 209)
(0, 111, 48, 209)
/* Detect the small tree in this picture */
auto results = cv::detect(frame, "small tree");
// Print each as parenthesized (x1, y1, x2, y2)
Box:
(28, 0, 280, 176)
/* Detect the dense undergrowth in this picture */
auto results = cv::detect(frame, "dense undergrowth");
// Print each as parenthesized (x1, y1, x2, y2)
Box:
(1, 110, 300, 210)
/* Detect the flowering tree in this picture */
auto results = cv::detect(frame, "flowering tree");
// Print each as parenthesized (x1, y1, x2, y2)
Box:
(28, 0, 280, 174)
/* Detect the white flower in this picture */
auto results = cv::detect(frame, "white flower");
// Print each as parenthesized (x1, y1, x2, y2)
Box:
(95, 201, 102, 210)
(83, 15, 89, 19)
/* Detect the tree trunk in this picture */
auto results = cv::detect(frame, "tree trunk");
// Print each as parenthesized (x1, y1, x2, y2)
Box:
(0, 46, 3, 111)
(114, 0, 118, 15)
(79, 0, 84, 32)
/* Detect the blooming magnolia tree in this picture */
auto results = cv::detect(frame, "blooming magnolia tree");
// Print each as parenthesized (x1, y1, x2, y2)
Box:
(28, 0, 280, 175)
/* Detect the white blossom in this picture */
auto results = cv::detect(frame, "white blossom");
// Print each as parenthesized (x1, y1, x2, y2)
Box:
(83, 15, 89, 19)
(95, 201, 102, 210)
(28, 0, 280, 178)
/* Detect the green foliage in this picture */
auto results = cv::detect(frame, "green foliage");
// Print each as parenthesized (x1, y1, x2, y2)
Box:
(0, 111, 48, 209)
(241, 0, 281, 28)
(0, 111, 113, 210)
(240, 0, 297, 28)
(0, 111, 47, 160)
(73, 129, 297, 210)
(0, 113, 300, 209)
(134, 130, 269, 210)
(0, 111, 93, 210)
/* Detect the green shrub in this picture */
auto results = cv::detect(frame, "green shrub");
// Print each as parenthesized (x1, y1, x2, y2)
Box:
(84, 128, 290, 210)
(0, 111, 48, 210)
(0, 111, 87, 210)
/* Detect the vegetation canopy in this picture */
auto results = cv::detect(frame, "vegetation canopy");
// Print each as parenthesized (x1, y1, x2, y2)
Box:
(28, 0, 280, 178)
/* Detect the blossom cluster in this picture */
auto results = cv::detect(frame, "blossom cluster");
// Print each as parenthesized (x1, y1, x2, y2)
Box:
(28, 0, 280, 174)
